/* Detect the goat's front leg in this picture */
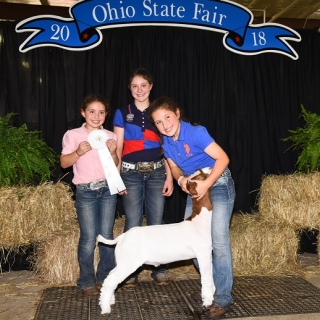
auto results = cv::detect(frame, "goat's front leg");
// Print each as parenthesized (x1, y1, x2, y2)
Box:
(196, 251, 215, 307)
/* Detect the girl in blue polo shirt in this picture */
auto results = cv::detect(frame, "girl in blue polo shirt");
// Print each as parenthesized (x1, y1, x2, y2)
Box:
(149, 96, 235, 320)
(113, 68, 174, 286)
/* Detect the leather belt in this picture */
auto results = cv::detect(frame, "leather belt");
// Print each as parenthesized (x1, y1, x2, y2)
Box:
(122, 159, 164, 173)
(77, 180, 107, 190)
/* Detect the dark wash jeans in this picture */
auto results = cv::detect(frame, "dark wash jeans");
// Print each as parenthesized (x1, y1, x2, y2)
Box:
(76, 183, 117, 289)
(185, 172, 235, 309)
(121, 164, 167, 277)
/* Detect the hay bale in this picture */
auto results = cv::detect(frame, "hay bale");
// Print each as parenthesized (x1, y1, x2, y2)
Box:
(0, 182, 78, 248)
(33, 217, 127, 284)
(113, 216, 126, 237)
(34, 229, 79, 284)
(231, 213, 299, 276)
(258, 173, 320, 229)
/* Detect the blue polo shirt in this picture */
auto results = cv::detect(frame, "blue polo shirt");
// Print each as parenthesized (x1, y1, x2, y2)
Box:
(163, 121, 215, 175)
(113, 102, 162, 162)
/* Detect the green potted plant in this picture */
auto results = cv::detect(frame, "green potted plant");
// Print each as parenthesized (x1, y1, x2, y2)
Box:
(282, 105, 320, 255)
(0, 113, 77, 272)
(282, 105, 320, 173)
(0, 113, 57, 186)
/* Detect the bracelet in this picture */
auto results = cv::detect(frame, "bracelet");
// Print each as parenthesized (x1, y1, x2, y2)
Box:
(75, 150, 81, 157)
(177, 176, 184, 186)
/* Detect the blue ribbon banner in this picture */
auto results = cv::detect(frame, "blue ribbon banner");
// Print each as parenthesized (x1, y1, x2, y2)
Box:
(16, 0, 301, 60)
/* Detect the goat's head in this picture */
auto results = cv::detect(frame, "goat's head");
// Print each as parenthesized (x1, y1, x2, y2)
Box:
(186, 168, 213, 220)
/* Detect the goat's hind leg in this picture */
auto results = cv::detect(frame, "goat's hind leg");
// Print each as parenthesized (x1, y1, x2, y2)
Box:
(99, 270, 119, 315)
(99, 267, 128, 314)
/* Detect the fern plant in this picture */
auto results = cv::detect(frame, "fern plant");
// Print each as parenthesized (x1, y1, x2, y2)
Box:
(282, 105, 320, 173)
(0, 113, 58, 186)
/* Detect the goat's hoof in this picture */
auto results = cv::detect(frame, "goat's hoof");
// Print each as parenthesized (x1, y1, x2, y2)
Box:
(101, 308, 111, 316)
(101, 313, 110, 318)
(202, 305, 211, 311)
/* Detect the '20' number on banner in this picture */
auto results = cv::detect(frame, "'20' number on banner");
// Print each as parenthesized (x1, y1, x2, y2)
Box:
(51, 24, 70, 42)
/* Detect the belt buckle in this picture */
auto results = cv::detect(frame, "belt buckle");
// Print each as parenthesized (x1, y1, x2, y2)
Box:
(89, 180, 106, 190)
(123, 162, 131, 169)
(221, 169, 229, 177)
(156, 159, 163, 168)
(137, 162, 153, 173)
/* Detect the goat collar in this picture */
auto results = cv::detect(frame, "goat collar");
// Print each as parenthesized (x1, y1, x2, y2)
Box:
(187, 167, 212, 181)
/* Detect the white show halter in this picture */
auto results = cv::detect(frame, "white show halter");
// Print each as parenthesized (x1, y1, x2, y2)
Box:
(187, 167, 212, 181)
(88, 130, 126, 195)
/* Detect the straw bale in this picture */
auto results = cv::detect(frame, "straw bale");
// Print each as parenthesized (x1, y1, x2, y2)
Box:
(258, 173, 320, 229)
(0, 182, 78, 249)
(34, 217, 129, 284)
(230, 213, 299, 276)
(34, 229, 80, 284)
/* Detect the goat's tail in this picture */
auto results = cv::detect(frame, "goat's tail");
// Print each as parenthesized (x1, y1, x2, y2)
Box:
(97, 233, 125, 245)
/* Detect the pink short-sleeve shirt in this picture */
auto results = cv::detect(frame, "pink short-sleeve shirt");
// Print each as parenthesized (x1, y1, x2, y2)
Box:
(61, 123, 118, 185)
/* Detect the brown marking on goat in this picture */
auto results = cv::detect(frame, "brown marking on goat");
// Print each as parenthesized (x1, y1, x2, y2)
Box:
(186, 169, 213, 221)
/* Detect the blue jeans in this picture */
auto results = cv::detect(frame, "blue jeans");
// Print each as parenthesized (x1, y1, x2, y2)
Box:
(75, 182, 117, 289)
(121, 164, 167, 277)
(185, 172, 235, 310)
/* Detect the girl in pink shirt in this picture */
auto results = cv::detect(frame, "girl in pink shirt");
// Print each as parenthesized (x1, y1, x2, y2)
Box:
(61, 93, 120, 296)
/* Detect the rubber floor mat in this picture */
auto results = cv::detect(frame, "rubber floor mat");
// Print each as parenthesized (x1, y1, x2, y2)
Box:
(34, 276, 320, 319)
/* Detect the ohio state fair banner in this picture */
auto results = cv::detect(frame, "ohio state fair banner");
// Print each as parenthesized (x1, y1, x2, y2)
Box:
(16, 0, 301, 60)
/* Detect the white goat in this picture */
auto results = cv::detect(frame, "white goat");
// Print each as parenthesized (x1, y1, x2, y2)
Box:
(97, 168, 215, 315)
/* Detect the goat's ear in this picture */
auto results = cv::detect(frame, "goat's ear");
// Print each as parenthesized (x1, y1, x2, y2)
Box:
(201, 173, 208, 181)
(199, 169, 207, 179)
(198, 169, 205, 178)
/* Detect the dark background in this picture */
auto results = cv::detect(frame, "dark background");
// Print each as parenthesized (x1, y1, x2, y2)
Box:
(1, 21, 320, 223)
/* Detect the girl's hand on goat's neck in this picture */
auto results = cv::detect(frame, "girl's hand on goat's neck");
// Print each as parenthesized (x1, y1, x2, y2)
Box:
(180, 179, 192, 195)
(189, 179, 211, 198)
